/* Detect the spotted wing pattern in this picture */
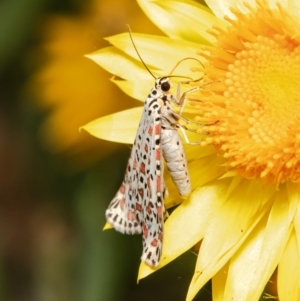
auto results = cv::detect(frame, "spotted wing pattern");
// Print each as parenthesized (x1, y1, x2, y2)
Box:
(106, 86, 166, 267)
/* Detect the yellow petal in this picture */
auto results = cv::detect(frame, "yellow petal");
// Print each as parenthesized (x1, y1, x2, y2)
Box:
(265, 0, 294, 10)
(221, 187, 296, 301)
(138, 179, 231, 280)
(286, 1, 300, 19)
(103, 222, 113, 230)
(86, 47, 150, 81)
(219, 170, 239, 179)
(80, 107, 142, 144)
(278, 230, 300, 301)
(287, 182, 300, 254)
(185, 143, 216, 160)
(212, 263, 229, 301)
(223, 175, 244, 200)
(188, 154, 225, 187)
(106, 32, 204, 77)
(187, 179, 275, 301)
(205, 0, 243, 19)
(206, 0, 295, 20)
(221, 215, 270, 301)
(294, 203, 300, 255)
(112, 78, 152, 102)
(137, 0, 226, 44)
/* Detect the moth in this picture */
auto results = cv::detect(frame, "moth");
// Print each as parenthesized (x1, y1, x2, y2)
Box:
(106, 27, 200, 267)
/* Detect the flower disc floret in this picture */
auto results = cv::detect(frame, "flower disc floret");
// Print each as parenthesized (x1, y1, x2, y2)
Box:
(197, 2, 300, 185)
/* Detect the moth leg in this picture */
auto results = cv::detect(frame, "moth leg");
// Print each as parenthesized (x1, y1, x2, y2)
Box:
(178, 125, 202, 145)
(170, 83, 200, 116)
(171, 110, 218, 127)
(176, 117, 217, 145)
(176, 111, 219, 136)
(171, 80, 221, 116)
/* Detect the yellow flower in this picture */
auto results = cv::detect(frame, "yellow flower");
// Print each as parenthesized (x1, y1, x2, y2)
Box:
(83, 0, 300, 300)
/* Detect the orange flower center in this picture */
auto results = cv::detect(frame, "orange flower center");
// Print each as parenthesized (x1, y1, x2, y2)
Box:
(196, 2, 300, 185)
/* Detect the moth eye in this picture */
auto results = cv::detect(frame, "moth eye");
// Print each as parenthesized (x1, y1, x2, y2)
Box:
(161, 81, 170, 92)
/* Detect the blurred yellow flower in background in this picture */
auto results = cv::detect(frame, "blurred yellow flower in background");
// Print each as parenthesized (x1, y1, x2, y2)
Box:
(28, 0, 162, 168)
(83, 0, 300, 300)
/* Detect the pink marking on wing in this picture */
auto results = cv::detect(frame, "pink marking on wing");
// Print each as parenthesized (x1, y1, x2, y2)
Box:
(157, 206, 162, 218)
(140, 162, 145, 174)
(156, 149, 161, 160)
(120, 198, 126, 210)
(136, 203, 142, 212)
(155, 124, 161, 135)
(157, 176, 161, 192)
(120, 185, 125, 194)
(151, 239, 158, 247)
(143, 223, 148, 238)
(133, 159, 137, 169)
(148, 125, 153, 135)
(127, 210, 136, 221)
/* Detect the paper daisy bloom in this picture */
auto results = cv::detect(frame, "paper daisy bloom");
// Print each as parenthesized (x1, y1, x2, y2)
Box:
(82, 0, 300, 300)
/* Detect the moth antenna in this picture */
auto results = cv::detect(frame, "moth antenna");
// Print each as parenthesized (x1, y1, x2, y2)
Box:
(168, 75, 193, 81)
(126, 24, 156, 79)
(169, 57, 205, 76)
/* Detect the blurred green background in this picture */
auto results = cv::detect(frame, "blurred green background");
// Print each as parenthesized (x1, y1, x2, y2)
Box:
(0, 0, 217, 300)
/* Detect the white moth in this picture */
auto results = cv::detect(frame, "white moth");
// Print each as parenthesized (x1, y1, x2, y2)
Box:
(106, 27, 200, 267)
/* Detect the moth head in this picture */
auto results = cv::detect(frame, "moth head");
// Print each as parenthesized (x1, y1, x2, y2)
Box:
(156, 77, 172, 93)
